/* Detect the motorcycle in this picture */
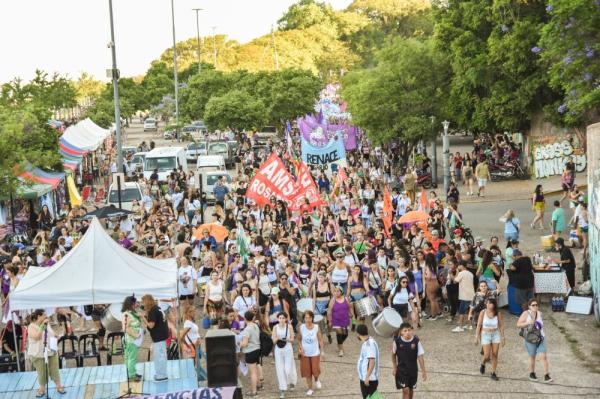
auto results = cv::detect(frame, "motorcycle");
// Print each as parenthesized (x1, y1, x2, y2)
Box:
(416, 167, 436, 189)
(489, 160, 528, 181)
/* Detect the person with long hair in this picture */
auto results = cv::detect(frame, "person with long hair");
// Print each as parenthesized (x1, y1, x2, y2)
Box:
(272, 312, 297, 398)
(204, 270, 226, 325)
(423, 253, 441, 320)
(475, 298, 505, 381)
(297, 310, 324, 396)
(28, 309, 66, 396)
(516, 299, 553, 383)
(142, 294, 169, 381)
(240, 310, 262, 397)
(122, 295, 144, 382)
(180, 305, 201, 362)
(499, 209, 520, 242)
(531, 184, 545, 230)
(328, 285, 351, 357)
(348, 264, 369, 327)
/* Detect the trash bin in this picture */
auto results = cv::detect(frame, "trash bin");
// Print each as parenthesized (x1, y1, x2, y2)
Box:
(507, 284, 522, 315)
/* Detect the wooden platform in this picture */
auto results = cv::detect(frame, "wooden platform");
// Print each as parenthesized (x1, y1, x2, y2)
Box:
(0, 359, 198, 399)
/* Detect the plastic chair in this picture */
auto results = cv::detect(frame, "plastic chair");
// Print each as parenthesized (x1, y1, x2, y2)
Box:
(78, 333, 102, 366)
(58, 335, 80, 368)
(106, 332, 124, 365)
(94, 188, 105, 203)
(81, 186, 91, 202)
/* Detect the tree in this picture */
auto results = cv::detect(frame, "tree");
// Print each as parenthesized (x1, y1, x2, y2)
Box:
(82, 97, 115, 129)
(278, 0, 336, 31)
(180, 69, 234, 120)
(265, 69, 322, 125)
(141, 62, 173, 109)
(538, 0, 600, 127)
(0, 70, 77, 113)
(341, 38, 450, 162)
(73, 72, 104, 105)
(204, 90, 268, 131)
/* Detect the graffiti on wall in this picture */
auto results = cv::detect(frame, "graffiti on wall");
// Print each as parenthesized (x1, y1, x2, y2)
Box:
(533, 139, 586, 178)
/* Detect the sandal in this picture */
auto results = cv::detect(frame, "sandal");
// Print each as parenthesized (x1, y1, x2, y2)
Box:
(36, 392, 45, 398)
(57, 388, 67, 394)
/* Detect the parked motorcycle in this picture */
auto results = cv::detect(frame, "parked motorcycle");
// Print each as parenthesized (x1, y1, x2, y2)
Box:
(489, 160, 528, 181)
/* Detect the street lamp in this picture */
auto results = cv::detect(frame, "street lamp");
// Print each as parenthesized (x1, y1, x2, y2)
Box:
(211, 26, 217, 67)
(170, 0, 179, 139)
(107, 0, 123, 173)
(430, 116, 437, 187)
(442, 120, 450, 194)
(192, 8, 203, 74)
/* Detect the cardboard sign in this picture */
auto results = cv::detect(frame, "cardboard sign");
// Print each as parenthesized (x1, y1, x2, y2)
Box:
(246, 153, 296, 206)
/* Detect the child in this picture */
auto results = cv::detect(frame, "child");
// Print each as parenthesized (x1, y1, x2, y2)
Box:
(392, 322, 427, 399)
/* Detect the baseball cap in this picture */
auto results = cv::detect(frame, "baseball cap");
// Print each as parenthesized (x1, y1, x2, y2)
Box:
(512, 249, 522, 256)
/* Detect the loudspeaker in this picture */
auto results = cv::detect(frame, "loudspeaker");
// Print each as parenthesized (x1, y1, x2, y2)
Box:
(0, 354, 25, 373)
(205, 329, 237, 387)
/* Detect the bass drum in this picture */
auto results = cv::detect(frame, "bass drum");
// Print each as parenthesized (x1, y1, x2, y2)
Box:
(354, 296, 378, 318)
(101, 303, 124, 332)
(372, 307, 402, 337)
(296, 298, 314, 321)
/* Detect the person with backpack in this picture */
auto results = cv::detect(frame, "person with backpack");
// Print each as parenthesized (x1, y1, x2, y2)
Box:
(240, 310, 263, 397)
(516, 299, 553, 383)
(392, 322, 427, 399)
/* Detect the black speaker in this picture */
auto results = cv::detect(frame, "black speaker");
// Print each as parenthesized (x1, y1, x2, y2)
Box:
(205, 329, 237, 387)
(0, 354, 25, 373)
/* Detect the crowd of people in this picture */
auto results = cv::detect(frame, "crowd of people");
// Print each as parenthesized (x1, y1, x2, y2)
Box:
(3, 128, 586, 399)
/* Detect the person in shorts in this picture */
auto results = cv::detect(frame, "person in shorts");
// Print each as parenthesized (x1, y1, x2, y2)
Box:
(451, 262, 474, 332)
(392, 322, 427, 399)
(475, 160, 491, 197)
(240, 310, 263, 397)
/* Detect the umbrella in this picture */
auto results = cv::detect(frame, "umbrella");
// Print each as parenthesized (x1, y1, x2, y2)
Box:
(82, 205, 133, 220)
(193, 223, 229, 242)
(398, 210, 429, 224)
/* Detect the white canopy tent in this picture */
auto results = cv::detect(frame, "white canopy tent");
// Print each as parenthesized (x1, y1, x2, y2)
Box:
(10, 218, 177, 310)
(61, 118, 110, 151)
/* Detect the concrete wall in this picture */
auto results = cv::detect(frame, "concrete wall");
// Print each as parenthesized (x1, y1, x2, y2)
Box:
(586, 121, 600, 322)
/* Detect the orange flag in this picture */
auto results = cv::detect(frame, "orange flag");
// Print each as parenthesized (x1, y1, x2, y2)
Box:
(383, 186, 393, 237)
(419, 187, 428, 212)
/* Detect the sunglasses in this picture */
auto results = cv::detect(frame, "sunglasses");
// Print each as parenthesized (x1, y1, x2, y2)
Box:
(530, 303, 538, 307)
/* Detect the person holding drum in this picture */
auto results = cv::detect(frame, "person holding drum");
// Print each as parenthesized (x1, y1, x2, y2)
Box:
(348, 264, 369, 328)
(312, 271, 333, 344)
(327, 285, 351, 357)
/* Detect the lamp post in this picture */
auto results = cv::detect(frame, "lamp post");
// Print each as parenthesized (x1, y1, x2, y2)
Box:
(442, 120, 450, 194)
(170, 0, 179, 139)
(192, 8, 203, 74)
(430, 116, 437, 187)
(108, 0, 123, 173)
(211, 26, 217, 67)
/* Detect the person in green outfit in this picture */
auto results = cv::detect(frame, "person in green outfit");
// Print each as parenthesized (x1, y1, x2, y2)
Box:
(551, 200, 566, 239)
(122, 296, 145, 381)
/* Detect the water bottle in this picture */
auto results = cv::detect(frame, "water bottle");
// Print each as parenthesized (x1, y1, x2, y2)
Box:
(551, 297, 557, 312)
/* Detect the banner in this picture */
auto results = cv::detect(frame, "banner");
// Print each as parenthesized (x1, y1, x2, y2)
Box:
(132, 386, 237, 399)
(383, 186, 393, 237)
(301, 133, 346, 166)
(289, 161, 323, 211)
(246, 153, 297, 206)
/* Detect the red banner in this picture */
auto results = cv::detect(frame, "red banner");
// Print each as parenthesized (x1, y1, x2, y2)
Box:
(246, 153, 297, 206)
(383, 186, 393, 237)
(289, 161, 323, 211)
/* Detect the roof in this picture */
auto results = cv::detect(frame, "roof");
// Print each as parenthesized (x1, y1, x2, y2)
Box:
(146, 147, 185, 157)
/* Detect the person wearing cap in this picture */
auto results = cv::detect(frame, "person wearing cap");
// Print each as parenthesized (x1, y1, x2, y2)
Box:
(554, 238, 576, 289)
(551, 200, 566, 239)
(508, 250, 534, 310)
(356, 324, 380, 399)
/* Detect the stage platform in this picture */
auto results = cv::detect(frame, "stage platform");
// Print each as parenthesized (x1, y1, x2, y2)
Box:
(0, 359, 198, 399)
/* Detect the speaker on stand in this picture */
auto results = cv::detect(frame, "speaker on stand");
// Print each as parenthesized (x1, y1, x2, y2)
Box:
(205, 329, 241, 398)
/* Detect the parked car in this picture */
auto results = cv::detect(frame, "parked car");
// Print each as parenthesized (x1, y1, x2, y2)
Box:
(208, 141, 234, 169)
(143, 118, 158, 132)
(197, 155, 226, 174)
(143, 147, 188, 181)
(129, 152, 147, 173)
(185, 142, 208, 162)
(202, 171, 232, 204)
(191, 120, 208, 133)
(107, 182, 143, 211)
(121, 146, 138, 159)
(163, 129, 174, 140)
(255, 126, 278, 142)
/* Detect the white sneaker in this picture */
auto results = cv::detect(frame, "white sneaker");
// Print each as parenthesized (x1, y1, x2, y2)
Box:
(315, 380, 322, 390)
(452, 326, 464, 332)
(306, 389, 314, 396)
(468, 325, 473, 330)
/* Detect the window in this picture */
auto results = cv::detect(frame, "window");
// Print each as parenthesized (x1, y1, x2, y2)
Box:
(145, 157, 176, 171)
(209, 143, 228, 155)
(109, 188, 141, 202)
(206, 174, 232, 185)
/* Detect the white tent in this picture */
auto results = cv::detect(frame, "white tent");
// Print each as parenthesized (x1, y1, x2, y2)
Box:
(10, 218, 177, 310)
(61, 119, 110, 151)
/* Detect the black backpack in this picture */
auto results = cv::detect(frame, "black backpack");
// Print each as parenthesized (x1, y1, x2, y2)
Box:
(259, 330, 273, 357)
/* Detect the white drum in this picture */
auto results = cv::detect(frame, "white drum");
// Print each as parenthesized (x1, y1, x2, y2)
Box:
(372, 307, 402, 337)
(313, 314, 324, 324)
(354, 296, 378, 318)
(101, 303, 124, 332)
(297, 298, 314, 320)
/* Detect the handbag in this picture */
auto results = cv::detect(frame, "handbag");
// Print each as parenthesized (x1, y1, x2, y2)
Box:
(276, 324, 288, 349)
(519, 312, 543, 345)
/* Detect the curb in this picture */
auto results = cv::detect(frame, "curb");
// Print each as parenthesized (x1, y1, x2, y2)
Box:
(458, 183, 588, 205)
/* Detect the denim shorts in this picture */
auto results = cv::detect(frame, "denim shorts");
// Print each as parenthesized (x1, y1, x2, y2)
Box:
(481, 330, 501, 345)
(458, 300, 470, 315)
(525, 339, 547, 357)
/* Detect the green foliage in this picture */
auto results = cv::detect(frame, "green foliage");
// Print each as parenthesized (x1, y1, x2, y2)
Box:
(278, 0, 336, 31)
(204, 89, 268, 131)
(538, 0, 600, 126)
(141, 61, 174, 109)
(0, 70, 77, 111)
(341, 38, 450, 161)
(73, 72, 104, 104)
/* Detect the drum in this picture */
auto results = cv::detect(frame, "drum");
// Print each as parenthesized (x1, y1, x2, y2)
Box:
(354, 296, 378, 318)
(297, 298, 314, 320)
(372, 307, 402, 337)
(313, 314, 324, 324)
(101, 303, 124, 331)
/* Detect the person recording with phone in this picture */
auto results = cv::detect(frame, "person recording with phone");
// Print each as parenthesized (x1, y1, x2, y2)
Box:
(27, 309, 66, 397)
(122, 296, 145, 382)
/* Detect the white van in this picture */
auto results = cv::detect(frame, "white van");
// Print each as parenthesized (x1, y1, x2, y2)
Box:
(196, 155, 226, 173)
(143, 147, 188, 181)
(107, 182, 143, 211)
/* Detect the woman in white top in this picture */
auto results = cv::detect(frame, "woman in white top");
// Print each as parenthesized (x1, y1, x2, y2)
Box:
(516, 299, 553, 383)
(475, 298, 505, 381)
(178, 257, 197, 307)
(181, 305, 201, 361)
(272, 312, 298, 398)
(389, 276, 420, 327)
(233, 284, 257, 329)
(297, 310, 324, 396)
(204, 270, 226, 325)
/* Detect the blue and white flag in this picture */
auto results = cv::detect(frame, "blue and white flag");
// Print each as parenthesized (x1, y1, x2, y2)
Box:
(301, 131, 346, 166)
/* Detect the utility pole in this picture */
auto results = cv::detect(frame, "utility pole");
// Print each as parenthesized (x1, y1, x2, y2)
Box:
(442, 120, 450, 194)
(108, 0, 123, 173)
(430, 116, 437, 187)
(211, 26, 217, 67)
(170, 0, 179, 139)
(271, 24, 280, 71)
(192, 8, 203, 74)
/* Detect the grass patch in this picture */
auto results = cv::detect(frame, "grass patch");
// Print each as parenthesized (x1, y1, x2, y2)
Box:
(549, 313, 600, 374)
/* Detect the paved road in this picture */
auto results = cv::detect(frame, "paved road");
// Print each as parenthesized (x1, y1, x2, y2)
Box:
(123, 122, 600, 398)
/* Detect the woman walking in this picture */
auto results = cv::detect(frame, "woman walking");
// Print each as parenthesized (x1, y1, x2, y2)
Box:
(272, 312, 297, 398)
(28, 309, 66, 397)
(204, 270, 226, 326)
(240, 310, 262, 397)
(312, 271, 333, 343)
(122, 296, 144, 382)
(517, 299, 553, 383)
(298, 310, 324, 396)
(499, 209, 520, 242)
(328, 285, 351, 357)
(474, 298, 505, 381)
(531, 185, 545, 230)
(423, 254, 441, 320)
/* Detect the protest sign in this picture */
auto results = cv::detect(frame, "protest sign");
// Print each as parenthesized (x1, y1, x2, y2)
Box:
(301, 133, 346, 166)
(246, 153, 296, 206)
(289, 161, 322, 211)
(132, 386, 237, 399)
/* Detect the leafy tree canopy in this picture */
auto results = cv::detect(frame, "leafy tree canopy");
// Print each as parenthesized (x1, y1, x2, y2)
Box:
(204, 89, 268, 131)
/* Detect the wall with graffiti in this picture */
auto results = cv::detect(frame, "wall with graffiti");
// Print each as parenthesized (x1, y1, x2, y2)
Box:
(586, 122, 600, 322)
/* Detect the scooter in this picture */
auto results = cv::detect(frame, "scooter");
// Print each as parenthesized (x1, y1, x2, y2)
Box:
(489, 160, 527, 181)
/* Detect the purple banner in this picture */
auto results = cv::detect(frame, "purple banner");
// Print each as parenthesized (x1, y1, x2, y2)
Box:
(298, 116, 358, 151)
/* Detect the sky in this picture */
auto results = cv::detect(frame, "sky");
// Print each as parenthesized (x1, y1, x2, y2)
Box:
(0, 0, 352, 83)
